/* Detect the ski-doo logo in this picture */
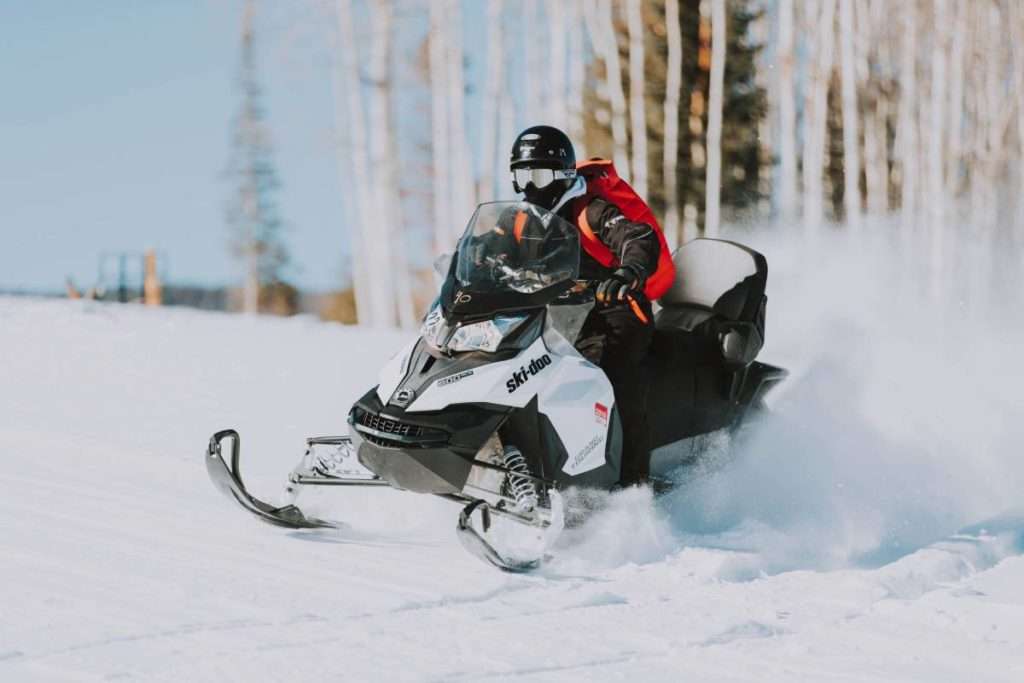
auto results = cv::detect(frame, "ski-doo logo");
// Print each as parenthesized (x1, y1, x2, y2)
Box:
(505, 354, 552, 393)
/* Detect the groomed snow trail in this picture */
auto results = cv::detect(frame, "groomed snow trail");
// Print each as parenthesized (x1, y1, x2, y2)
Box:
(2, 276, 1023, 681)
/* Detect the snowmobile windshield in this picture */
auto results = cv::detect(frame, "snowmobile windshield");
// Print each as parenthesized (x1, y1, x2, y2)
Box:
(454, 202, 580, 297)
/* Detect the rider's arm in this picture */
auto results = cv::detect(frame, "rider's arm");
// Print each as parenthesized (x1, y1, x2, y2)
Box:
(585, 198, 661, 284)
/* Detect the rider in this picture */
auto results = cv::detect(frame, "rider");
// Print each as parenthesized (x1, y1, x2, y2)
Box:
(509, 125, 661, 485)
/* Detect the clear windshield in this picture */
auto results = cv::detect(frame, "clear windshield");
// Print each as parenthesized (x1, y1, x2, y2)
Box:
(454, 201, 580, 295)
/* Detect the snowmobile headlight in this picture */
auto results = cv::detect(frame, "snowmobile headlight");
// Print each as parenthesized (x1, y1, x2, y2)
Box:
(447, 314, 528, 353)
(420, 303, 447, 349)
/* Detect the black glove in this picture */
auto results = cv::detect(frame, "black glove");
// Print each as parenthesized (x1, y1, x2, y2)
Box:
(595, 266, 645, 305)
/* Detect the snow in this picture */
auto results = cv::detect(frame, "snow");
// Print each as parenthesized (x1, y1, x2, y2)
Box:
(2, 231, 1023, 681)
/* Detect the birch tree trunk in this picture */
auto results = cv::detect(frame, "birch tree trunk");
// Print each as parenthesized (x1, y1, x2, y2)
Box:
(548, 0, 568, 128)
(1008, 2, 1024, 242)
(863, 98, 889, 216)
(446, 0, 474, 230)
(946, 0, 967, 201)
(928, 0, 949, 299)
(367, 0, 401, 327)
(803, 0, 837, 233)
(477, 0, 504, 203)
(705, 0, 726, 237)
(777, 0, 798, 223)
(333, 0, 376, 326)
(567, 0, 587, 158)
(627, 0, 648, 197)
(429, 0, 451, 254)
(663, 0, 683, 247)
(584, 0, 629, 174)
(522, 0, 539, 125)
(897, 0, 918, 233)
(862, 0, 889, 217)
(838, 0, 861, 228)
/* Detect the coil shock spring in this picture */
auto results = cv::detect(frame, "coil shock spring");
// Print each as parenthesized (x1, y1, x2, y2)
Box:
(503, 446, 538, 512)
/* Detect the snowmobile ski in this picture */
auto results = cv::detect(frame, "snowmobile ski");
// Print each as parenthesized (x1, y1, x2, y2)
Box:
(206, 429, 382, 530)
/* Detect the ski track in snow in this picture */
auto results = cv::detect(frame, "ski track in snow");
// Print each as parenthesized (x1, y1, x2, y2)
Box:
(2, 279, 1023, 682)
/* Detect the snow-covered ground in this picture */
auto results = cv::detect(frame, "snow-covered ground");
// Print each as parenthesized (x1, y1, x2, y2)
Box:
(3, 233, 1023, 681)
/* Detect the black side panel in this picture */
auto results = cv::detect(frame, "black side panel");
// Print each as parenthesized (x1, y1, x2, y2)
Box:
(646, 329, 741, 448)
(499, 396, 619, 489)
(500, 396, 554, 479)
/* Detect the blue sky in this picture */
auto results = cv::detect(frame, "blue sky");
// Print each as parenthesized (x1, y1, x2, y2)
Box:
(0, 1, 522, 293)
(1, 1, 366, 292)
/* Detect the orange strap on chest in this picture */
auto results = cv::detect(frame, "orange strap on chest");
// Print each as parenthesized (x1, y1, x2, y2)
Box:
(513, 211, 528, 243)
(572, 199, 617, 267)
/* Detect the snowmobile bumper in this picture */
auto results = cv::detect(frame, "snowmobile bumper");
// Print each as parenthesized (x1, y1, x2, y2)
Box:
(350, 428, 475, 495)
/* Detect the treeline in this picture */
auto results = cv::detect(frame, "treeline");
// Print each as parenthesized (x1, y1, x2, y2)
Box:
(230, 0, 1024, 326)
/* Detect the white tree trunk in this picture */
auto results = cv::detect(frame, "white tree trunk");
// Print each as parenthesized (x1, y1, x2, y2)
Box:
(627, 0, 648, 197)
(429, 0, 452, 254)
(368, 0, 405, 328)
(928, 0, 949, 300)
(705, 0, 726, 237)
(1008, 2, 1024, 243)
(863, 98, 889, 216)
(477, 0, 504, 203)
(897, 0, 918, 233)
(862, 0, 889, 217)
(802, 0, 836, 233)
(548, 0, 568, 128)
(446, 0, 474, 232)
(663, 0, 683, 247)
(333, 0, 377, 326)
(568, 0, 587, 158)
(838, 0, 861, 228)
(522, 0, 539, 125)
(946, 0, 967, 200)
(777, 0, 798, 222)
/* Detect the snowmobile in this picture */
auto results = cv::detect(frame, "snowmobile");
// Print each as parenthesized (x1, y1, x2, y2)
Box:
(205, 201, 787, 571)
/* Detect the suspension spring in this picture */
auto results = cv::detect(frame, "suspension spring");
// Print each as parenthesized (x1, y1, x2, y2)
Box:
(503, 446, 538, 512)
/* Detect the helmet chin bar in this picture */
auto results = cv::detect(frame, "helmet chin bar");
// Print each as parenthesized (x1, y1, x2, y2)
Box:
(523, 179, 573, 210)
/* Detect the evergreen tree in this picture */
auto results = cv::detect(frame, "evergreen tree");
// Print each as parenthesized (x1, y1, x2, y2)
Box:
(225, 0, 292, 314)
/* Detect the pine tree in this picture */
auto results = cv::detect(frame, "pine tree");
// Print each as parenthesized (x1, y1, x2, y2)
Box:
(225, 0, 291, 314)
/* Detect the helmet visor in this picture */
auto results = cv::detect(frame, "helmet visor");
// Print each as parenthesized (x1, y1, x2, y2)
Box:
(513, 167, 575, 190)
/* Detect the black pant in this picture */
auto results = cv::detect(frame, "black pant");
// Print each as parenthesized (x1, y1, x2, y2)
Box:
(576, 297, 654, 485)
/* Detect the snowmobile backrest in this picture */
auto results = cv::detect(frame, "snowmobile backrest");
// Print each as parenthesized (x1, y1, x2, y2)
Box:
(655, 238, 767, 365)
(659, 238, 767, 322)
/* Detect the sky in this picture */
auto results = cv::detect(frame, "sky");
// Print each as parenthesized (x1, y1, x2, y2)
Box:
(0, 1, 386, 293)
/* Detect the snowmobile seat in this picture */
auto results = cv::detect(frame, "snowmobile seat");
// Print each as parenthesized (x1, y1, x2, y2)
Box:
(654, 238, 767, 366)
(645, 239, 769, 445)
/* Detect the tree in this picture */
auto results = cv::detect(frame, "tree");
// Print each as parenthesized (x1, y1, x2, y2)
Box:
(331, 0, 374, 325)
(225, 0, 291, 315)
(838, 0, 861, 228)
(777, 0, 798, 222)
(704, 0, 726, 237)
(662, 0, 684, 246)
(627, 0, 649, 197)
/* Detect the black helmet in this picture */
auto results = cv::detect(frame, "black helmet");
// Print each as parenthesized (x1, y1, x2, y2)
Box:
(510, 125, 577, 210)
